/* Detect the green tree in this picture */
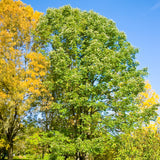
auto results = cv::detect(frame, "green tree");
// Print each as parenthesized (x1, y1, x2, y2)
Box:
(103, 82, 160, 160)
(114, 129, 160, 160)
(34, 5, 153, 159)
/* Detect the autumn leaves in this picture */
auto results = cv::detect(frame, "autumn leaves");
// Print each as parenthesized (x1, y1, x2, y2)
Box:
(0, 0, 47, 159)
(0, 0, 160, 160)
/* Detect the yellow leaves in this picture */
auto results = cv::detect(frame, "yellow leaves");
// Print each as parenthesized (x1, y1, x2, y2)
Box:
(27, 52, 49, 67)
(0, 0, 48, 126)
(25, 5, 34, 18)
(139, 81, 159, 110)
(24, 52, 49, 98)
(145, 117, 160, 134)
(0, 30, 14, 45)
(0, 138, 10, 150)
(28, 86, 39, 95)
(157, 117, 160, 124)
(138, 81, 160, 134)
(32, 10, 43, 26)
(0, 90, 7, 98)
(0, 0, 43, 47)
(0, 138, 6, 149)
(6, 144, 10, 150)
(145, 82, 151, 90)
(0, 0, 50, 153)
(145, 123, 157, 132)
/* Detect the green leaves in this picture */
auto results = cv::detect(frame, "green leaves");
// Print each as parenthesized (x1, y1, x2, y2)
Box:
(33, 5, 149, 159)
(115, 129, 160, 159)
(32, 5, 156, 160)
(0, 0, 159, 159)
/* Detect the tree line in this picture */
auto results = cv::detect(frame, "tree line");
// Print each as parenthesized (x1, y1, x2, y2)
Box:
(0, 0, 159, 159)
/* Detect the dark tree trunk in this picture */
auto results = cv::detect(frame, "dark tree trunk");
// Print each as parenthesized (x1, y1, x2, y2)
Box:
(79, 156, 85, 160)
(79, 152, 86, 160)
(2, 148, 7, 160)
(75, 152, 86, 160)
(64, 155, 68, 160)
(42, 147, 45, 159)
(2, 154, 6, 160)
(8, 143, 13, 160)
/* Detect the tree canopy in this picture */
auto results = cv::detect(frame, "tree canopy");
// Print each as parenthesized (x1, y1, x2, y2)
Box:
(0, 2, 159, 160)
(32, 5, 157, 160)
(0, 0, 48, 159)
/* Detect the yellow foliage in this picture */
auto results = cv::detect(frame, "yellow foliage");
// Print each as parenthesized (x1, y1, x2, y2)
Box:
(139, 81, 160, 133)
(0, 0, 50, 153)
(139, 81, 159, 110)
(0, 139, 6, 148)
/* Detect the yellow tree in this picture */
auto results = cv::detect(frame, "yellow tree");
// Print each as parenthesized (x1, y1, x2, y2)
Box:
(139, 81, 159, 126)
(113, 82, 160, 159)
(139, 82, 159, 110)
(139, 82, 160, 137)
(0, 0, 48, 159)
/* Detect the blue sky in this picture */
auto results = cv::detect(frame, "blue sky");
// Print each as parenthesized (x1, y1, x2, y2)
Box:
(23, 0, 160, 95)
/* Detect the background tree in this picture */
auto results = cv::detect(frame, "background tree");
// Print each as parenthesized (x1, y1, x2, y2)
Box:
(138, 81, 159, 124)
(0, 0, 48, 159)
(109, 82, 160, 159)
(114, 129, 160, 160)
(34, 5, 154, 159)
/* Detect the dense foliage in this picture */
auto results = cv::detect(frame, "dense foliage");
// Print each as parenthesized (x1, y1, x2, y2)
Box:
(0, 1, 159, 160)
(0, 0, 48, 159)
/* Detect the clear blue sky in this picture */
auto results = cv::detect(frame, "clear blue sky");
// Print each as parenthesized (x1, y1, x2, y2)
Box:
(23, 0, 160, 95)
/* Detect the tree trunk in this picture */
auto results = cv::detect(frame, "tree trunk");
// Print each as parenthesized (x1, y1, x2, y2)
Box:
(0, 148, 7, 160)
(42, 147, 45, 159)
(80, 156, 85, 160)
(8, 143, 13, 160)
(2, 150, 6, 160)
(79, 152, 86, 160)
(64, 155, 68, 160)
(76, 152, 79, 160)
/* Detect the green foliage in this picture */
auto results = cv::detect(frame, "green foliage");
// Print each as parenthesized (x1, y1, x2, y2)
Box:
(1, 0, 159, 158)
(33, 5, 152, 159)
(114, 129, 160, 159)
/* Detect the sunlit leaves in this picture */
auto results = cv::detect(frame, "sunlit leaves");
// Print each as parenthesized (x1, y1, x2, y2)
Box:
(35, 5, 148, 159)
(138, 81, 160, 132)
(139, 81, 159, 110)
(0, 0, 46, 159)
(115, 129, 160, 159)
